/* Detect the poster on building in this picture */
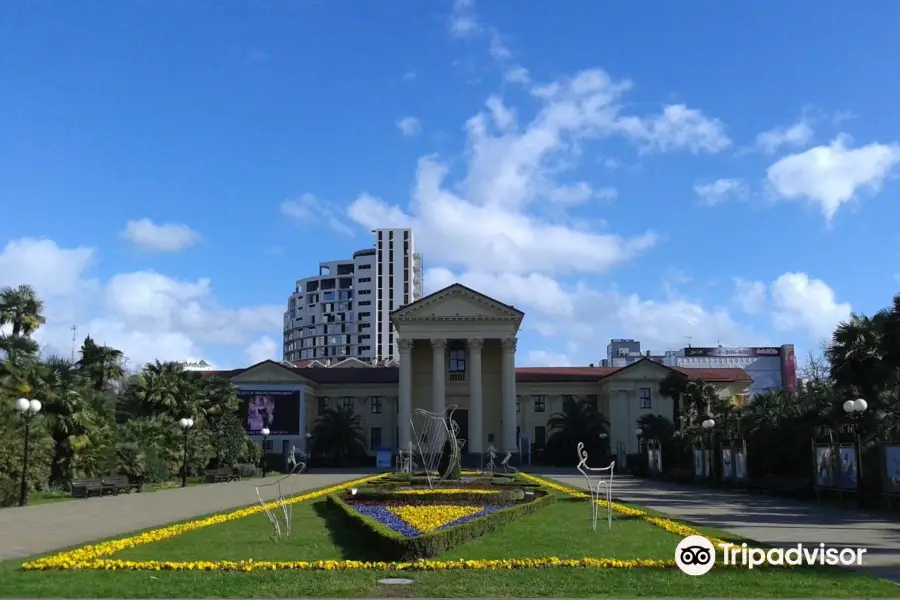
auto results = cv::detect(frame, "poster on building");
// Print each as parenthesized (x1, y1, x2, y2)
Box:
(237, 390, 301, 435)
(694, 449, 704, 477)
(781, 344, 797, 392)
(734, 449, 747, 480)
(722, 448, 734, 480)
(838, 447, 858, 490)
(815, 445, 835, 488)
(885, 446, 900, 495)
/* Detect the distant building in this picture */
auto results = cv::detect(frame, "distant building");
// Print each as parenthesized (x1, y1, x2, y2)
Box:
(178, 360, 215, 371)
(664, 345, 797, 396)
(282, 228, 424, 364)
(602, 339, 666, 367)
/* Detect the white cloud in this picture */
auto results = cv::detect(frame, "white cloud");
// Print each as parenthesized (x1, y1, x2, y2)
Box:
(693, 178, 746, 206)
(401, 70, 416, 82)
(396, 116, 422, 137)
(731, 278, 767, 316)
(245, 336, 279, 365)
(756, 119, 814, 154)
(121, 219, 200, 253)
(766, 136, 900, 221)
(0, 238, 283, 368)
(281, 193, 354, 236)
(770, 272, 852, 341)
(523, 350, 572, 367)
(504, 66, 530, 85)
(616, 104, 732, 154)
(449, 0, 480, 38)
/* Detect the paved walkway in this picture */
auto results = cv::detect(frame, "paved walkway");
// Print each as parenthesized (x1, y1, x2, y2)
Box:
(543, 471, 900, 583)
(0, 473, 365, 561)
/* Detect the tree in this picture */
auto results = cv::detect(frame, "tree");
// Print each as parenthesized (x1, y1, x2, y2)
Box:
(77, 337, 125, 392)
(310, 407, 368, 463)
(544, 396, 610, 465)
(0, 285, 46, 338)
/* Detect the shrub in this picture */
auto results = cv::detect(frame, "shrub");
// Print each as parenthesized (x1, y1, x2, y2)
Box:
(233, 463, 262, 478)
(436, 440, 461, 480)
(343, 486, 526, 505)
(328, 488, 553, 560)
(0, 476, 18, 508)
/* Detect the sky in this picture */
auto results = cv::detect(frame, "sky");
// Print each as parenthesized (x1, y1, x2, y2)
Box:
(1, 0, 899, 370)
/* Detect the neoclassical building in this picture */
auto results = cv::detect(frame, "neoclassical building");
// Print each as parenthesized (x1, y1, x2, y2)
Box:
(210, 284, 753, 464)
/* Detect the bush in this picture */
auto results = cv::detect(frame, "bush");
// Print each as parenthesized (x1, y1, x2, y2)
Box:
(436, 440, 461, 480)
(327, 488, 553, 560)
(344, 487, 525, 505)
(234, 463, 262, 478)
(0, 476, 18, 508)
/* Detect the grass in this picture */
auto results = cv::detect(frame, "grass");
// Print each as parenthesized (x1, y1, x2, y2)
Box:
(0, 476, 897, 598)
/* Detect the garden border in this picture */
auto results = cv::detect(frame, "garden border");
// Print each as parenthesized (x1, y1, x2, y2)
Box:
(18, 472, 785, 572)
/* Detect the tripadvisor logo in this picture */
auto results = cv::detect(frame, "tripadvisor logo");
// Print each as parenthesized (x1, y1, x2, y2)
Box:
(676, 535, 867, 576)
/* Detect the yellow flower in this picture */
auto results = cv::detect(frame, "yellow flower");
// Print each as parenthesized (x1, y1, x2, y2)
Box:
(393, 488, 500, 495)
(388, 504, 483, 532)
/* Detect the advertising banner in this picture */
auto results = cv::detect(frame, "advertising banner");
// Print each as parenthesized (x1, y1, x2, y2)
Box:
(237, 390, 301, 435)
(684, 346, 782, 358)
(884, 446, 900, 495)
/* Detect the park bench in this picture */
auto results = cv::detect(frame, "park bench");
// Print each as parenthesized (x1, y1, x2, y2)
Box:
(101, 474, 142, 495)
(751, 476, 809, 496)
(70, 478, 105, 498)
(204, 467, 241, 483)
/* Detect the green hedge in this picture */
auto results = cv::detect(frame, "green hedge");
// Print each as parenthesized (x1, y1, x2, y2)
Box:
(327, 489, 554, 560)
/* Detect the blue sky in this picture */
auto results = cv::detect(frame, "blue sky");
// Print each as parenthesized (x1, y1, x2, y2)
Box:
(1, 0, 898, 369)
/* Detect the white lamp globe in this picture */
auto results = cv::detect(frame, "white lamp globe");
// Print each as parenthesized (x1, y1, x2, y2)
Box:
(29, 399, 41, 413)
(635, 428, 643, 436)
(187, 418, 194, 428)
(15, 398, 30, 412)
(598, 433, 608, 439)
(843, 400, 855, 414)
(261, 427, 270, 437)
(179, 418, 189, 428)
(305, 432, 312, 439)
(853, 399, 868, 412)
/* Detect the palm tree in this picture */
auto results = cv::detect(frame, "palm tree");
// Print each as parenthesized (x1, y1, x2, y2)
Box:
(0, 285, 46, 337)
(310, 407, 368, 463)
(77, 337, 125, 392)
(544, 396, 610, 465)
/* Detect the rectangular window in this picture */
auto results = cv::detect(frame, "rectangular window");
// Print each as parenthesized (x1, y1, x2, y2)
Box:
(317, 397, 328, 414)
(516, 395, 521, 413)
(342, 396, 354, 412)
(533, 395, 547, 412)
(370, 427, 382, 450)
(639, 388, 652, 409)
(448, 348, 466, 373)
(534, 425, 546, 447)
(370, 396, 383, 414)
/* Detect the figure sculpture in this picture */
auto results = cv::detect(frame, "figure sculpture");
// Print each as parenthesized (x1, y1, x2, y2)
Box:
(500, 451, 517, 474)
(254, 446, 306, 540)
(576, 441, 615, 532)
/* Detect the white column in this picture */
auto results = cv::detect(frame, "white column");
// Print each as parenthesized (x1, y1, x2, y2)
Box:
(431, 338, 447, 417)
(501, 337, 518, 454)
(467, 338, 484, 454)
(398, 339, 414, 451)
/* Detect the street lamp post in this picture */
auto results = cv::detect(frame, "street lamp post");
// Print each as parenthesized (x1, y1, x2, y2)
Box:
(305, 432, 312, 472)
(635, 428, 643, 474)
(14, 398, 42, 507)
(701, 418, 715, 483)
(843, 398, 867, 500)
(260, 427, 270, 477)
(178, 418, 194, 488)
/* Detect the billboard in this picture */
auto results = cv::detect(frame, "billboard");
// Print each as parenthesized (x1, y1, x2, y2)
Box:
(780, 344, 797, 392)
(683, 346, 781, 358)
(237, 390, 301, 435)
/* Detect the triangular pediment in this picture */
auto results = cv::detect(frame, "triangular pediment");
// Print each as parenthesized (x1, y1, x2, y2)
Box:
(391, 284, 524, 323)
(601, 358, 675, 382)
(231, 360, 312, 384)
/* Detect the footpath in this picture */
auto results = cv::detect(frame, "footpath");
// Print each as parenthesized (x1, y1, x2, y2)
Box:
(545, 471, 900, 583)
(0, 472, 362, 561)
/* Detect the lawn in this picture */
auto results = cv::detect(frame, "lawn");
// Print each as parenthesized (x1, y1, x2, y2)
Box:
(0, 473, 897, 598)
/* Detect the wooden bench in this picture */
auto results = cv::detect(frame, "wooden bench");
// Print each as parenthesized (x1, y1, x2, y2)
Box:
(751, 476, 809, 495)
(101, 474, 142, 495)
(204, 467, 241, 483)
(71, 478, 105, 498)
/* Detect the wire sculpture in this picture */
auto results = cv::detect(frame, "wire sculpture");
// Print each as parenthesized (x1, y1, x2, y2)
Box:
(397, 441, 417, 473)
(410, 404, 461, 488)
(500, 451, 517, 474)
(484, 445, 497, 475)
(451, 418, 467, 453)
(254, 446, 306, 540)
(576, 441, 615, 532)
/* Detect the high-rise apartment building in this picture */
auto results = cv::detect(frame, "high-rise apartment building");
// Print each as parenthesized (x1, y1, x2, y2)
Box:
(282, 228, 423, 363)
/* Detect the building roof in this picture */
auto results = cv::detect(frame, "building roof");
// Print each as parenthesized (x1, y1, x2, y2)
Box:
(201, 357, 753, 385)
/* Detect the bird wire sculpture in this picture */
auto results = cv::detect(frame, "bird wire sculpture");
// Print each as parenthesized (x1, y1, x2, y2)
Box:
(254, 446, 306, 540)
(500, 451, 517, 474)
(484, 445, 497, 475)
(576, 441, 615, 532)
(410, 404, 461, 488)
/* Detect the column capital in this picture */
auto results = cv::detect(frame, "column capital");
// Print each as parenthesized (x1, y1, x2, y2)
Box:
(501, 337, 518, 352)
(431, 338, 448, 350)
(398, 339, 415, 352)
(467, 338, 484, 351)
